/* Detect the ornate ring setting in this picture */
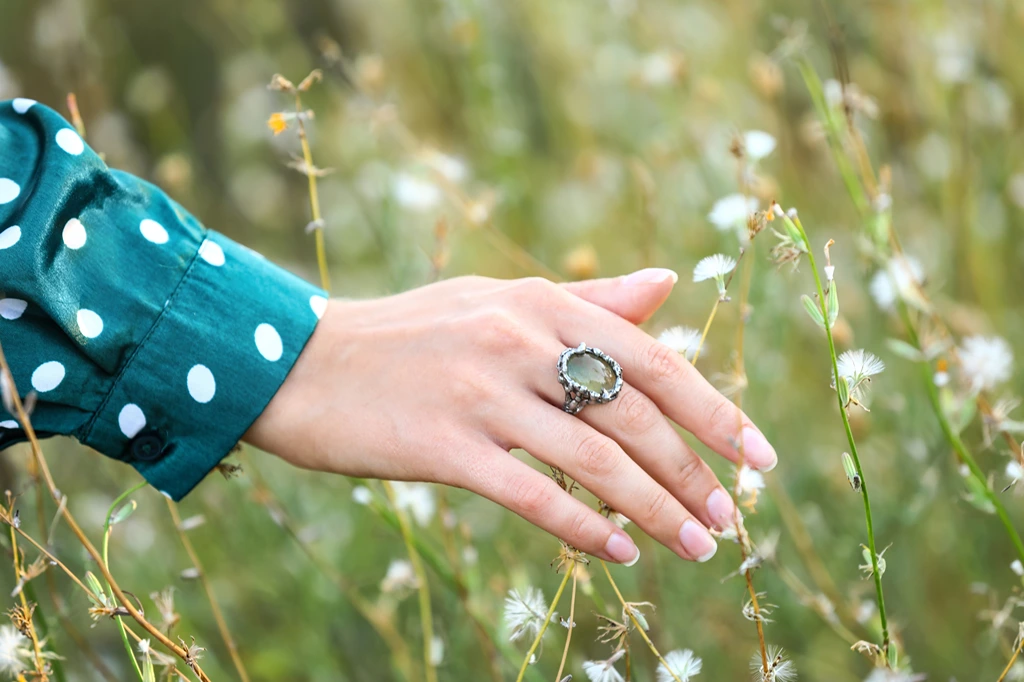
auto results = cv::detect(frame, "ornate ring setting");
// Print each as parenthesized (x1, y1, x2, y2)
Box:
(557, 343, 623, 415)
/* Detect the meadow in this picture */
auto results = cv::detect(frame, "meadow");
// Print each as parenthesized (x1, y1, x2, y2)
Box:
(2, 1, 1024, 680)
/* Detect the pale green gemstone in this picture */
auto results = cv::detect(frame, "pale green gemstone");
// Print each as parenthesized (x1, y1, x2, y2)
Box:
(566, 352, 616, 393)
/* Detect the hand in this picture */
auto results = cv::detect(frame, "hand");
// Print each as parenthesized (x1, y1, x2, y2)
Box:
(244, 269, 777, 565)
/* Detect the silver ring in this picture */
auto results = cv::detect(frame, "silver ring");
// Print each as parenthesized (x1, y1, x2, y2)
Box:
(557, 343, 623, 415)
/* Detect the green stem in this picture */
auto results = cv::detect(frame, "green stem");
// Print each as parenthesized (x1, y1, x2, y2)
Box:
(794, 217, 890, 653)
(515, 567, 572, 682)
(103, 481, 149, 682)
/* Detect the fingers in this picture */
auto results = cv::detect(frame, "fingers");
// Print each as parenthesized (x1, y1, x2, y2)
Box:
(458, 445, 641, 564)
(500, 402, 719, 562)
(557, 303, 778, 472)
(535, 369, 737, 532)
(560, 269, 677, 324)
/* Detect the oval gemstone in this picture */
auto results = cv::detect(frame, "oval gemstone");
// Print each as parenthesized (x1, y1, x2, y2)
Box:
(566, 351, 616, 392)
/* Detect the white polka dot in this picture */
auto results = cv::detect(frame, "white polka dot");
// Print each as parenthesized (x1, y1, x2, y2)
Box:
(254, 323, 283, 362)
(117, 404, 146, 438)
(0, 299, 27, 320)
(62, 218, 87, 249)
(31, 361, 65, 393)
(55, 128, 84, 156)
(187, 365, 216, 403)
(0, 420, 18, 429)
(139, 219, 169, 244)
(0, 180, 20, 205)
(76, 309, 103, 339)
(12, 99, 35, 114)
(310, 295, 328, 320)
(0, 226, 21, 250)
(198, 239, 225, 266)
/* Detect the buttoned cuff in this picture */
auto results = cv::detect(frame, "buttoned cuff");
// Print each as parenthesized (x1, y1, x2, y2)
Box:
(81, 232, 326, 500)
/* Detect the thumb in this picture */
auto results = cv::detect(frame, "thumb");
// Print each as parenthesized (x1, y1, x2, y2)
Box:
(561, 268, 678, 324)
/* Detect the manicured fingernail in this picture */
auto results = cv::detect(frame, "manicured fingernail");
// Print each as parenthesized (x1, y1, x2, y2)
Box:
(624, 268, 678, 285)
(605, 531, 640, 565)
(679, 519, 717, 562)
(741, 426, 778, 471)
(706, 488, 736, 530)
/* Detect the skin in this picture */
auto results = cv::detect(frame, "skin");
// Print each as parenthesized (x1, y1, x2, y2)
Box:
(244, 268, 777, 566)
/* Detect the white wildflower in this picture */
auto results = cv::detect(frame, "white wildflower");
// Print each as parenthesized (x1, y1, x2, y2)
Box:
(0, 624, 30, 674)
(863, 668, 926, 682)
(708, 194, 757, 232)
(751, 646, 797, 682)
(743, 131, 776, 161)
(429, 636, 445, 666)
(583, 650, 626, 682)
(835, 349, 885, 404)
(392, 173, 441, 211)
(1012, 559, 1024, 576)
(420, 149, 468, 183)
(658, 649, 703, 682)
(381, 559, 418, 594)
(658, 326, 702, 361)
(1007, 461, 1024, 486)
(504, 587, 551, 642)
(737, 465, 765, 497)
(391, 482, 436, 526)
(693, 254, 737, 298)
(352, 486, 373, 505)
(959, 335, 1014, 393)
(638, 52, 684, 87)
(869, 256, 925, 311)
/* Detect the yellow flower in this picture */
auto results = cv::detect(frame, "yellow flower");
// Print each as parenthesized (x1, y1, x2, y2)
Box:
(267, 112, 288, 136)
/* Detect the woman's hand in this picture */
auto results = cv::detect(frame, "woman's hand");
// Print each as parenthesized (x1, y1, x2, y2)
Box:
(245, 269, 777, 565)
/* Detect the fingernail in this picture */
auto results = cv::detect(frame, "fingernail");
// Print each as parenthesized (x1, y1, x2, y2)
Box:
(741, 426, 778, 471)
(624, 268, 678, 285)
(605, 531, 640, 565)
(706, 488, 736, 530)
(679, 519, 717, 562)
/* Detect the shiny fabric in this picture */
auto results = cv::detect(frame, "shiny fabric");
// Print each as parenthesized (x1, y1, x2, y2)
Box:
(0, 100, 325, 499)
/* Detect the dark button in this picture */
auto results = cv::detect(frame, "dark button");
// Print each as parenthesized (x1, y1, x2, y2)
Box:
(129, 431, 167, 462)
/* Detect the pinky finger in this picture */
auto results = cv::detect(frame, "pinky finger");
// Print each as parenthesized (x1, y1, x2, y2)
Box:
(461, 449, 641, 565)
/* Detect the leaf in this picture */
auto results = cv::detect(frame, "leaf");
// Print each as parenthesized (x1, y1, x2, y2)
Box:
(85, 571, 108, 606)
(142, 648, 155, 682)
(964, 474, 996, 514)
(887, 639, 899, 670)
(885, 338, 925, 362)
(109, 499, 137, 527)
(826, 282, 839, 328)
(837, 376, 851, 408)
(802, 295, 825, 330)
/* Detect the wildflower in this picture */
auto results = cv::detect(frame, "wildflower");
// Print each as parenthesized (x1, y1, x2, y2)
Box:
(352, 486, 373, 505)
(622, 601, 654, 631)
(708, 194, 757, 233)
(429, 636, 444, 666)
(390, 482, 436, 526)
(658, 326, 702, 361)
(381, 559, 418, 595)
(503, 587, 552, 642)
(868, 256, 925, 311)
(959, 335, 1014, 393)
(983, 398, 1024, 446)
(693, 254, 737, 299)
(863, 669, 926, 682)
(267, 112, 288, 135)
(751, 646, 797, 682)
(420, 149, 468, 183)
(1007, 461, 1024, 491)
(740, 591, 773, 620)
(859, 545, 889, 577)
(392, 173, 442, 212)
(658, 649, 702, 682)
(834, 349, 885, 407)
(1012, 559, 1024, 576)
(583, 650, 626, 682)
(823, 79, 879, 118)
(743, 131, 776, 161)
(637, 51, 686, 87)
(735, 465, 764, 508)
(0, 624, 30, 674)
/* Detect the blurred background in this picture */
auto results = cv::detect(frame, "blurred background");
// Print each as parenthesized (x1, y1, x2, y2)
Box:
(3, 0, 1024, 680)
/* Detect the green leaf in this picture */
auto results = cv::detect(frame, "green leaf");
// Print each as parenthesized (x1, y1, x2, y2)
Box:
(85, 571, 108, 606)
(837, 376, 851, 409)
(109, 499, 138, 527)
(142, 651, 155, 682)
(801, 295, 825, 330)
(964, 474, 996, 514)
(885, 338, 924, 362)
(887, 640, 899, 670)
(826, 282, 839, 328)
(842, 452, 860, 491)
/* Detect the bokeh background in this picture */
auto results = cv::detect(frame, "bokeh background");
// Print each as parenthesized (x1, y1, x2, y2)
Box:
(3, 0, 1024, 680)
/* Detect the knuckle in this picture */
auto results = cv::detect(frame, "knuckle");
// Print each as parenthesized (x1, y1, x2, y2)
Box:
(617, 390, 657, 435)
(642, 342, 684, 384)
(573, 433, 619, 478)
(565, 509, 593, 545)
(675, 455, 705, 488)
(640, 488, 672, 522)
(505, 473, 555, 518)
(476, 309, 529, 351)
(704, 396, 736, 435)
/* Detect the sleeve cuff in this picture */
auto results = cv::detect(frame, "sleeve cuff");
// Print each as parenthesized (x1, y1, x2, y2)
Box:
(81, 231, 326, 500)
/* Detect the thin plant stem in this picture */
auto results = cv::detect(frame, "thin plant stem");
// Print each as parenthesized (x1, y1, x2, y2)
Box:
(793, 217, 890, 653)
(515, 567, 572, 682)
(554, 565, 578, 682)
(165, 498, 252, 682)
(598, 561, 682, 682)
(293, 90, 331, 293)
(998, 633, 1024, 682)
(691, 249, 746, 365)
(382, 481, 438, 682)
(103, 481, 149, 682)
(9, 523, 45, 675)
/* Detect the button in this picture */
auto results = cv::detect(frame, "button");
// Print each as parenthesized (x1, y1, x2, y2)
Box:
(129, 431, 166, 462)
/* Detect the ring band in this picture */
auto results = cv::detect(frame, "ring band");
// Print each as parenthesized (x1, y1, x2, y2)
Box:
(557, 343, 623, 415)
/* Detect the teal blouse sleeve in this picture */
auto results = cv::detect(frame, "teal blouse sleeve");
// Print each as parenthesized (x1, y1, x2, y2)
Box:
(0, 99, 327, 499)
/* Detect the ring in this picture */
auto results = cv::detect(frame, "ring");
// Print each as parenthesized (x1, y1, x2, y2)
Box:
(557, 343, 623, 415)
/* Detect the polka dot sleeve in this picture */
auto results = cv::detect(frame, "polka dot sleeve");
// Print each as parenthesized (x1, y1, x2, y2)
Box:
(0, 100, 327, 499)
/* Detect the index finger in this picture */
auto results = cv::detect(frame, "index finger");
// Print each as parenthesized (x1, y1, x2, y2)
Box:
(557, 299, 778, 472)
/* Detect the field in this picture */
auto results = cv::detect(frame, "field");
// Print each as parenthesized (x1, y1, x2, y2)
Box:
(3, 1, 1024, 680)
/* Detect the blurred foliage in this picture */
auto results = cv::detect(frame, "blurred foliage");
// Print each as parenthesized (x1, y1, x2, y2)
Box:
(4, 0, 1024, 680)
